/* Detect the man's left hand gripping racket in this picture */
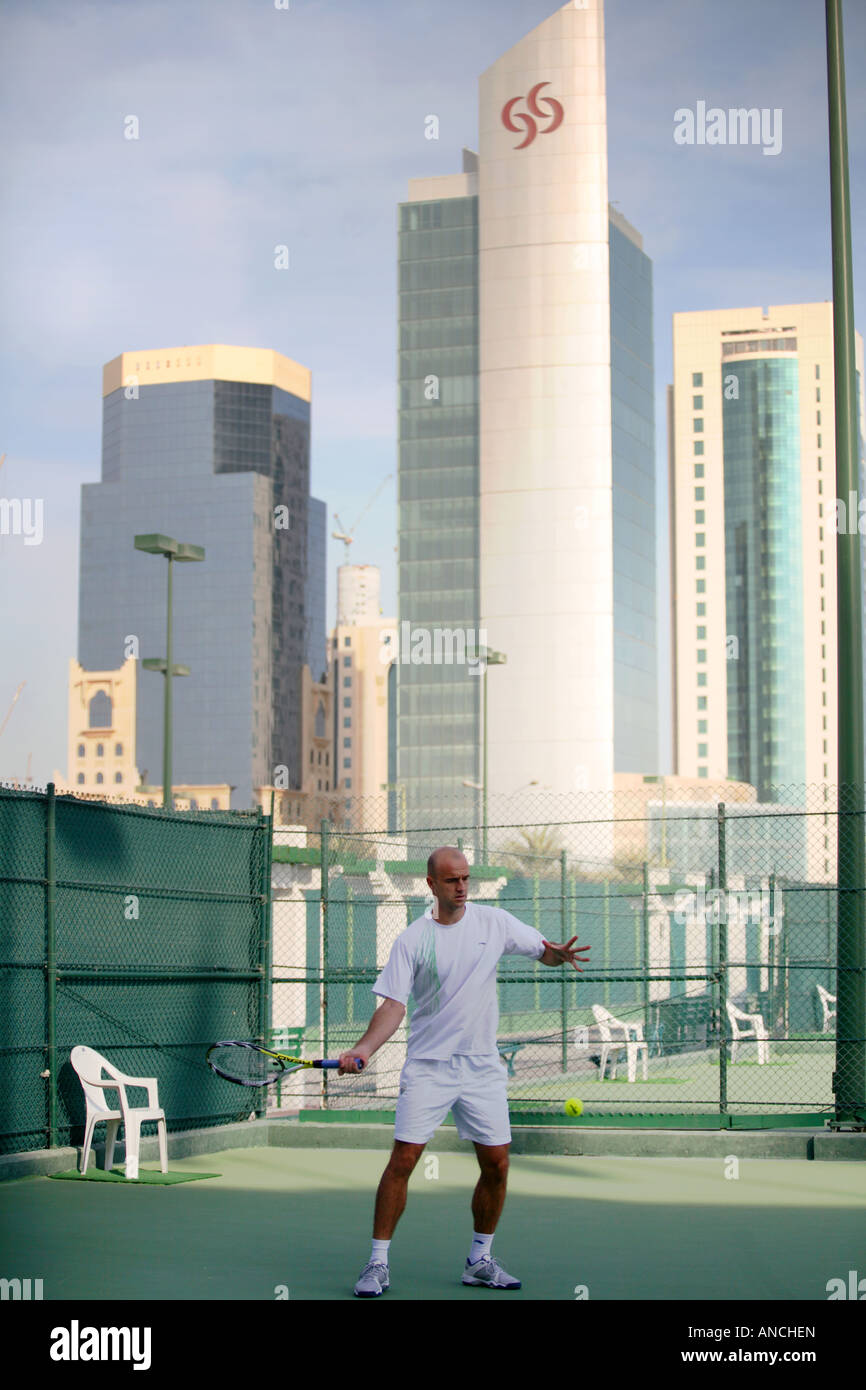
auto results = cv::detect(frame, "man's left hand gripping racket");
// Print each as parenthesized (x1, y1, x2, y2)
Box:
(206, 1040, 363, 1087)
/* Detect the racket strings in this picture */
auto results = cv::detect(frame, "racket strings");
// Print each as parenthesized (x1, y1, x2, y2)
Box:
(207, 1043, 295, 1086)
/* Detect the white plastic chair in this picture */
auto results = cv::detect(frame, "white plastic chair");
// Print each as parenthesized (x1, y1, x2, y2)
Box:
(591, 1005, 648, 1083)
(70, 1045, 167, 1180)
(816, 984, 837, 1033)
(725, 1002, 769, 1064)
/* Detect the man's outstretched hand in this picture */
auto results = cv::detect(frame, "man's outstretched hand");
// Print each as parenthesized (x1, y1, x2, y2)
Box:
(541, 936, 591, 971)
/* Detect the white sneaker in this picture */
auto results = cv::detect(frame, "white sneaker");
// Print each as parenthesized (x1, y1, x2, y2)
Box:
(462, 1255, 521, 1289)
(354, 1260, 390, 1298)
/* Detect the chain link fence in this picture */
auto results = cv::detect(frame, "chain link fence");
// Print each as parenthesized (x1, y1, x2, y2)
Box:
(270, 783, 865, 1126)
(3, 780, 862, 1151)
(0, 784, 273, 1156)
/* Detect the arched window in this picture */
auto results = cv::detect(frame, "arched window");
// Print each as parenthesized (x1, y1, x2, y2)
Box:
(77, 773, 85, 785)
(88, 691, 112, 729)
(315, 702, 326, 739)
(96, 744, 104, 757)
(114, 773, 122, 784)
(211, 798, 219, 810)
(115, 743, 123, 756)
(77, 744, 85, 757)
(95, 773, 104, 785)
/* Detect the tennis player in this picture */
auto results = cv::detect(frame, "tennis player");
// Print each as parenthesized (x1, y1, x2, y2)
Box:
(338, 845, 590, 1297)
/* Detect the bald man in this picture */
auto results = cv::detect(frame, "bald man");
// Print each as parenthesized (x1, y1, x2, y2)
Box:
(339, 845, 590, 1297)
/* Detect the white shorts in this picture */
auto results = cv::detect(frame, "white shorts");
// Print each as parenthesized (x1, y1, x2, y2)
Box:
(394, 1053, 511, 1147)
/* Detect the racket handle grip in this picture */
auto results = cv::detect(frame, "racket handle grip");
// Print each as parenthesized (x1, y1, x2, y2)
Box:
(321, 1058, 364, 1071)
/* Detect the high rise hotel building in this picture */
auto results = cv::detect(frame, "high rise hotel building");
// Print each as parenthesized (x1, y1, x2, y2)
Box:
(396, 0, 657, 830)
(79, 344, 327, 808)
(670, 304, 866, 820)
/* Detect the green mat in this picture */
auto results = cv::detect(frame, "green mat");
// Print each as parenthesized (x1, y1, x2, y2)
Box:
(49, 1167, 220, 1185)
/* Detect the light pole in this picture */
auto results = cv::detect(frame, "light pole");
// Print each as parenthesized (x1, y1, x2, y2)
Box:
(381, 781, 407, 834)
(826, 0, 865, 1127)
(468, 647, 507, 864)
(462, 779, 483, 865)
(135, 534, 205, 809)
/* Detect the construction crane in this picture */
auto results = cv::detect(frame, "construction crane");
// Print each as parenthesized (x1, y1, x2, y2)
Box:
(332, 474, 393, 561)
(0, 681, 25, 739)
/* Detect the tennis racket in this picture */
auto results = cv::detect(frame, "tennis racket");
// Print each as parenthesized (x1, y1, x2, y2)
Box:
(206, 1040, 363, 1087)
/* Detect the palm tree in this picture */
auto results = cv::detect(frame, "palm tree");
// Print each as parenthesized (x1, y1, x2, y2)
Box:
(498, 825, 563, 879)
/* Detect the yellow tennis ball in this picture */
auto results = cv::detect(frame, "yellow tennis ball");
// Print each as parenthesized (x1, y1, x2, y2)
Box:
(564, 1098, 583, 1117)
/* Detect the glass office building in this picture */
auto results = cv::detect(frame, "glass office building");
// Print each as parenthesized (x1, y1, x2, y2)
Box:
(395, 195, 656, 826)
(79, 345, 325, 807)
(610, 216, 658, 772)
(671, 302, 865, 873)
(305, 497, 328, 685)
(397, 190, 480, 828)
(723, 357, 805, 799)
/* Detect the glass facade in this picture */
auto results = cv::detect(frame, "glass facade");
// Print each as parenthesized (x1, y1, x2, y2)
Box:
(80, 376, 324, 807)
(305, 498, 327, 683)
(395, 201, 659, 821)
(396, 196, 480, 828)
(610, 220, 658, 772)
(723, 357, 805, 800)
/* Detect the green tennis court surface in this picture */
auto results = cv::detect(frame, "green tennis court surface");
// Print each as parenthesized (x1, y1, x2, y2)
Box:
(2, 1147, 863, 1301)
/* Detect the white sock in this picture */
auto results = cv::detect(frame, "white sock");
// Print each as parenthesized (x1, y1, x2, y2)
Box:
(371, 1238, 391, 1266)
(468, 1231, 494, 1264)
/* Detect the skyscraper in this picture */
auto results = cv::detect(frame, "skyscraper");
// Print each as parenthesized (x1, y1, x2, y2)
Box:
(79, 344, 326, 807)
(396, 0, 656, 833)
(669, 303, 866, 827)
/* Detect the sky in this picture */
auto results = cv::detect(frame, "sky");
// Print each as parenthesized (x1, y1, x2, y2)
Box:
(1, 0, 864, 787)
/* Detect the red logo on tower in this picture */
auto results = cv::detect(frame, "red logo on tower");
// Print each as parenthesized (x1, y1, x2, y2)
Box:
(501, 82, 564, 149)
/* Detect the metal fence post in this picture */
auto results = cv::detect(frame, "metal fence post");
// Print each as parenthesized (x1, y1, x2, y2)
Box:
(321, 818, 330, 1110)
(346, 881, 354, 1029)
(256, 798, 274, 1121)
(45, 783, 57, 1149)
(533, 873, 540, 1013)
(642, 862, 650, 1050)
(603, 879, 610, 1007)
(768, 872, 777, 1033)
(717, 803, 728, 1119)
(560, 849, 568, 1073)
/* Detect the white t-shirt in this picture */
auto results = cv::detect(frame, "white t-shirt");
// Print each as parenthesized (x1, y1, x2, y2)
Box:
(373, 901, 546, 1060)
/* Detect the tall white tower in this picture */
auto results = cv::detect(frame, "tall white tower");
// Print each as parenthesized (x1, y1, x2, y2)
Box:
(337, 564, 381, 627)
(479, 1, 615, 803)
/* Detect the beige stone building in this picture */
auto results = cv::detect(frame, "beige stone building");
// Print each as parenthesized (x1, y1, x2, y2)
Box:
(331, 566, 395, 830)
(55, 658, 230, 809)
(256, 664, 342, 827)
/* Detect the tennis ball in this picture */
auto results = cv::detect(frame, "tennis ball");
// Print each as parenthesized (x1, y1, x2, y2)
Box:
(564, 1098, 583, 1117)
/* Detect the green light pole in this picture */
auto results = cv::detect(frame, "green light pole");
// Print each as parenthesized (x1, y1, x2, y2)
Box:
(134, 534, 205, 809)
(826, 0, 866, 1127)
(479, 647, 507, 865)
